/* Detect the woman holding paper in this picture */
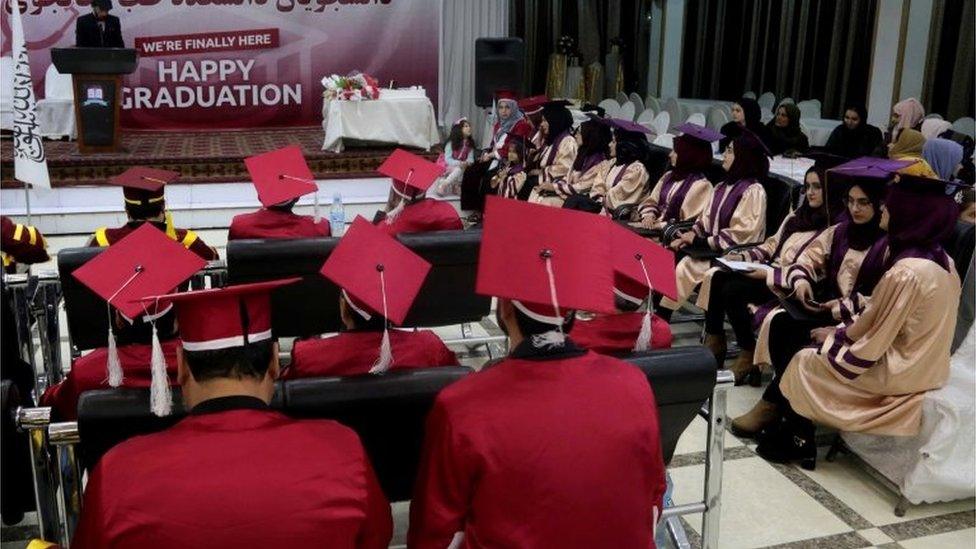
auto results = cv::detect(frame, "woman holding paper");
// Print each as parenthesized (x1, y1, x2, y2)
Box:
(731, 168, 892, 438)
(696, 164, 838, 385)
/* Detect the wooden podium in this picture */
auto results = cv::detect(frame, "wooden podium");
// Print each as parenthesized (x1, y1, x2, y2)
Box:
(50, 48, 137, 154)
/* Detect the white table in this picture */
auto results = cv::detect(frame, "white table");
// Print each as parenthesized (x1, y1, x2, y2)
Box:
(321, 88, 440, 153)
(711, 153, 814, 184)
(801, 118, 841, 147)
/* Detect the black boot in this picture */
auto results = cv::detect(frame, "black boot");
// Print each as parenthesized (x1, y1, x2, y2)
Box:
(756, 411, 816, 470)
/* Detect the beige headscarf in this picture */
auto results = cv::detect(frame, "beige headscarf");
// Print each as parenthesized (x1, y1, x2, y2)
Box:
(889, 128, 926, 159)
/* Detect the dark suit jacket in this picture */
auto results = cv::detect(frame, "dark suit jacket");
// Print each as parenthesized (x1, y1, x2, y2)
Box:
(75, 13, 124, 48)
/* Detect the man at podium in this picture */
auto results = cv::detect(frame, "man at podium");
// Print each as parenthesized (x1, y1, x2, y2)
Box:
(75, 0, 124, 48)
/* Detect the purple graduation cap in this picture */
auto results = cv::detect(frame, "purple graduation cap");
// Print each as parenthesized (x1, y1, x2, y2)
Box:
(607, 118, 654, 135)
(828, 156, 918, 179)
(804, 151, 849, 170)
(674, 122, 723, 143)
(896, 173, 972, 197)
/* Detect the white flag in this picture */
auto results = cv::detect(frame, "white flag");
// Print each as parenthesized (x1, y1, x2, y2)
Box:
(10, 0, 51, 189)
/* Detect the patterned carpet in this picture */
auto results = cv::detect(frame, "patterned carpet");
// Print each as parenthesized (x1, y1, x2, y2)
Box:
(0, 127, 438, 188)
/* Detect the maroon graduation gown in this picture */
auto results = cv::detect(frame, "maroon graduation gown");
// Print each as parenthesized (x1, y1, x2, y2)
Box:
(287, 329, 459, 378)
(378, 199, 463, 237)
(1, 215, 49, 270)
(72, 397, 392, 549)
(570, 312, 673, 355)
(90, 220, 218, 261)
(409, 343, 666, 549)
(41, 340, 181, 421)
(228, 208, 331, 240)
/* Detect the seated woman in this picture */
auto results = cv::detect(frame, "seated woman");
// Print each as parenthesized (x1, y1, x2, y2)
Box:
(824, 104, 885, 158)
(758, 174, 963, 469)
(533, 117, 612, 207)
(434, 118, 476, 197)
(490, 137, 528, 199)
(889, 128, 938, 177)
(719, 97, 774, 152)
(732, 173, 892, 437)
(635, 122, 718, 232)
(527, 101, 578, 205)
(922, 137, 965, 181)
(459, 90, 533, 219)
(765, 102, 809, 156)
(590, 119, 654, 217)
(886, 97, 925, 146)
(657, 131, 768, 320)
(376, 150, 463, 236)
(697, 164, 838, 384)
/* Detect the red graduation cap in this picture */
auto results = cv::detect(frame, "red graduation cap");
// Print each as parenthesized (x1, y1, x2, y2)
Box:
(244, 145, 318, 208)
(141, 278, 300, 353)
(477, 195, 616, 324)
(518, 94, 549, 114)
(109, 167, 180, 204)
(320, 216, 431, 325)
(72, 223, 207, 321)
(610, 223, 678, 302)
(495, 89, 518, 102)
(674, 122, 723, 144)
(377, 149, 445, 197)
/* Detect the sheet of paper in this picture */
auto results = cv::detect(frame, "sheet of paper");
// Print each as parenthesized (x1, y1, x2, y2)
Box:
(715, 258, 773, 273)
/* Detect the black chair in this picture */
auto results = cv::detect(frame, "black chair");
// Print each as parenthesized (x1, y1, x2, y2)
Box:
(226, 231, 490, 336)
(284, 366, 472, 502)
(58, 247, 110, 352)
(623, 346, 717, 463)
(75, 383, 286, 471)
(1, 380, 34, 524)
(760, 175, 801, 239)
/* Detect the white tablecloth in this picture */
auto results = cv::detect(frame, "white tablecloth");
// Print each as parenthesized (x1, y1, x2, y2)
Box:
(801, 118, 841, 147)
(677, 98, 733, 119)
(711, 153, 814, 184)
(321, 91, 440, 153)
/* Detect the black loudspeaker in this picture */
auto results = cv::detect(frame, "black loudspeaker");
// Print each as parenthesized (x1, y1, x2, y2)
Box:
(475, 38, 525, 107)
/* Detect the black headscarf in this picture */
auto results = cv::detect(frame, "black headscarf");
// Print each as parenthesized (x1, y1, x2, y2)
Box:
(824, 104, 885, 158)
(542, 105, 574, 146)
(766, 103, 809, 155)
(719, 97, 772, 151)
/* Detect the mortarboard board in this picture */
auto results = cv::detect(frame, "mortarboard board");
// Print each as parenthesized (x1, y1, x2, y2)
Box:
(109, 167, 179, 205)
(894, 173, 972, 197)
(607, 117, 654, 136)
(319, 217, 432, 372)
(803, 150, 849, 170)
(735, 128, 772, 157)
(71, 223, 207, 414)
(828, 157, 917, 179)
(518, 95, 549, 115)
(377, 149, 445, 195)
(495, 89, 518, 102)
(674, 122, 723, 144)
(244, 146, 318, 208)
(610, 224, 677, 351)
(477, 196, 616, 327)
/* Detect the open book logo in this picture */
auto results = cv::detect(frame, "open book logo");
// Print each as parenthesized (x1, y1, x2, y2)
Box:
(83, 85, 109, 107)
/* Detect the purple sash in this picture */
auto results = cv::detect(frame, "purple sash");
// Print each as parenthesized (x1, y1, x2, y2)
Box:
(543, 132, 572, 167)
(706, 179, 754, 236)
(576, 153, 607, 176)
(659, 171, 704, 222)
(827, 225, 888, 298)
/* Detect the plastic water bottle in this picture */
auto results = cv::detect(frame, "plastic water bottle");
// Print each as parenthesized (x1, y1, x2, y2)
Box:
(330, 192, 345, 237)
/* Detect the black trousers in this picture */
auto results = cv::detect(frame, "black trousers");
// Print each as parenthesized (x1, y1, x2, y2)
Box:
(459, 160, 493, 211)
(761, 312, 830, 405)
(703, 269, 775, 351)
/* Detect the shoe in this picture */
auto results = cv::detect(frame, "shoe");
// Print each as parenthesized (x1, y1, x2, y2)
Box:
(728, 349, 760, 386)
(465, 213, 482, 224)
(756, 421, 816, 470)
(730, 400, 779, 439)
(703, 333, 727, 365)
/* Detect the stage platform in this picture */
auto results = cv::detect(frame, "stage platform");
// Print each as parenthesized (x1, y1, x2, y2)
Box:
(0, 127, 439, 188)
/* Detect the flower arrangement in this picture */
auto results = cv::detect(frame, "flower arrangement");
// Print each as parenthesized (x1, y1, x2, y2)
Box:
(557, 35, 576, 55)
(322, 71, 381, 101)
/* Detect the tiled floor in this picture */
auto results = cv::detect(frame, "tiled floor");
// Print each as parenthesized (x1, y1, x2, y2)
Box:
(2, 237, 974, 549)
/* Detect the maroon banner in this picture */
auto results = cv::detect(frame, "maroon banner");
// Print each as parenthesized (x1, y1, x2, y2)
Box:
(1, 0, 440, 129)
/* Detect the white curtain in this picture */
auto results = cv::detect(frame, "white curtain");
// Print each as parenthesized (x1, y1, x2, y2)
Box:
(439, 0, 509, 145)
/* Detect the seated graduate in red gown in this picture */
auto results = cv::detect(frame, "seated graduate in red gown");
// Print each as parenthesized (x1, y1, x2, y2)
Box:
(43, 224, 207, 420)
(72, 278, 393, 548)
(228, 145, 331, 240)
(409, 197, 666, 549)
(570, 222, 675, 355)
(375, 149, 463, 236)
(88, 167, 218, 261)
(287, 217, 458, 378)
(1, 215, 49, 272)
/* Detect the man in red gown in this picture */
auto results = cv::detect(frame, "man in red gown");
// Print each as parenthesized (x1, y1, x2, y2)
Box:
(229, 145, 332, 240)
(45, 224, 207, 420)
(288, 216, 458, 377)
(88, 167, 218, 261)
(72, 278, 393, 548)
(571, 223, 678, 355)
(1, 216, 49, 271)
(409, 197, 666, 548)
(375, 149, 463, 236)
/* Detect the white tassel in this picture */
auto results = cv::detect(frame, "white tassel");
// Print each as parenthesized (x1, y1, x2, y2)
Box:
(385, 169, 414, 225)
(530, 330, 566, 349)
(369, 269, 394, 373)
(106, 325, 123, 387)
(149, 322, 172, 417)
(633, 257, 655, 352)
(542, 254, 564, 335)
